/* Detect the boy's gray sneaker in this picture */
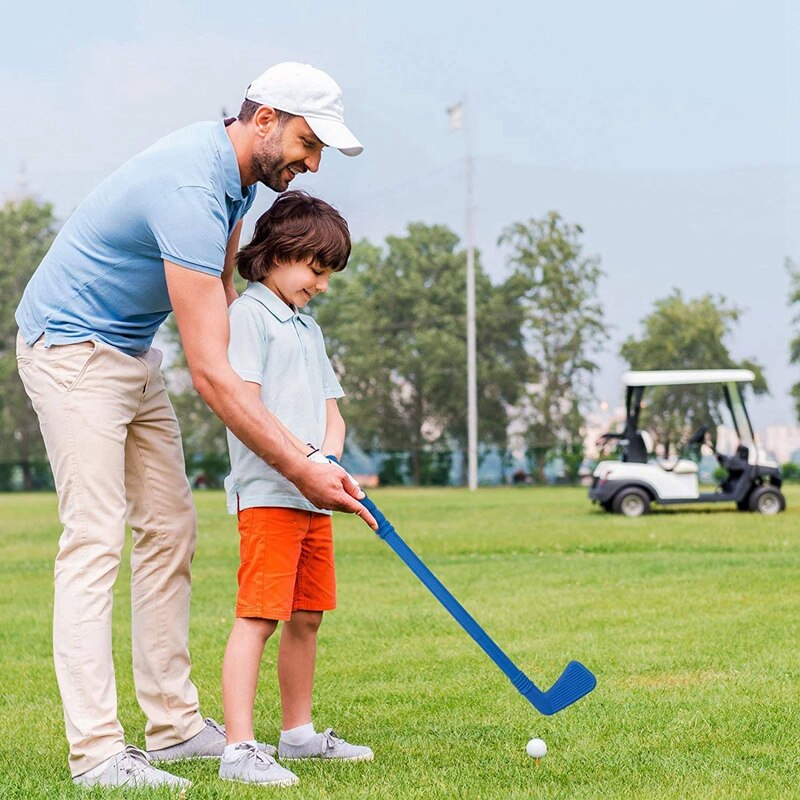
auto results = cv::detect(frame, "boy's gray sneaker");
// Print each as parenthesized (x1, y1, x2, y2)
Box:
(73, 745, 191, 789)
(147, 717, 277, 762)
(219, 742, 299, 786)
(278, 728, 374, 762)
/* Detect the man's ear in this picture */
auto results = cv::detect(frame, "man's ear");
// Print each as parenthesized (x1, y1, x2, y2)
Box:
(253, 105, 281, 138)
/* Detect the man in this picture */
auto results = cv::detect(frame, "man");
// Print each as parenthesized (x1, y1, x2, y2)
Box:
(15, 61, 376, 789)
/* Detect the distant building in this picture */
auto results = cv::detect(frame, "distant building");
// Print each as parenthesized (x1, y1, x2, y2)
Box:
(758, 425, 800, 465)
(685, 424, 800, 465)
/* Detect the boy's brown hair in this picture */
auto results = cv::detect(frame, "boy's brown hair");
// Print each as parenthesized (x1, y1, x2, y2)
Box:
(236, 191, 351, 282)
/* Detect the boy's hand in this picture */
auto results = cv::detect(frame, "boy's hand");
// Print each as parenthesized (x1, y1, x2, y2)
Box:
(293, 459, 377, 530)
(307, 450, 362, 494)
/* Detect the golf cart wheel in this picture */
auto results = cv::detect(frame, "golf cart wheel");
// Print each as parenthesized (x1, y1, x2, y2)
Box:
(612, 487, 650, 517)
(748, 486, 785, 515)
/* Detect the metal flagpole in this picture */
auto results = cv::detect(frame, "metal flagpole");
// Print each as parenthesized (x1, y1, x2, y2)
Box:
(464, 102, 478, 491)
(447, 99, 478, 491)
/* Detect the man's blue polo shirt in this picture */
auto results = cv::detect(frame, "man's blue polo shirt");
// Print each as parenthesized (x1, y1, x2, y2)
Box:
(15, 121, 257, 355)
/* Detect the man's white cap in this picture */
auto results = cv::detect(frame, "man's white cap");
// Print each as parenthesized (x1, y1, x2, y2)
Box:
(245, 62, 363, 157)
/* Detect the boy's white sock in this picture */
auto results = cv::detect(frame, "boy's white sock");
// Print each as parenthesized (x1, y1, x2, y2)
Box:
(223, 739, 258, 761)
(279, 723, 316, 746)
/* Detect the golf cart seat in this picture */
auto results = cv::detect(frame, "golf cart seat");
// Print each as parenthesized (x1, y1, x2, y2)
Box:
(718, 444, 750, 470)
(654, 454, 699, 473)
(655, 425, 704, 473)
(665, 460, 699, 475)
(639, 430, 696, 473)
(717, 445, 750, 494)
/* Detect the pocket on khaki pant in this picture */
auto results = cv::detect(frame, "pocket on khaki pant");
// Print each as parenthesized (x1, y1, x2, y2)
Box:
(49, 341, 99, 392)
(15, 333, 35, 371)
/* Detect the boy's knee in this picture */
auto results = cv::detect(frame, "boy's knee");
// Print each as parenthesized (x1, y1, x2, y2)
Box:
(289, 610, 324, 635)
(237, 617, 278, 641)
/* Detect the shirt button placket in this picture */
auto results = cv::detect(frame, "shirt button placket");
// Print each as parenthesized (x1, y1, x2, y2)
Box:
(294, 318, 310, 365)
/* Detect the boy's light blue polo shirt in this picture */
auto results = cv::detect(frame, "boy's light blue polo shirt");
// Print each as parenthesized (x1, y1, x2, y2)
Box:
(225, 282, 344, 515)
(15, 121, 257, 356)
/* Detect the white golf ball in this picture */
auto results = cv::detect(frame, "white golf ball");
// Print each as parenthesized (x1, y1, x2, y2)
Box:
(526, 738, 547, 759)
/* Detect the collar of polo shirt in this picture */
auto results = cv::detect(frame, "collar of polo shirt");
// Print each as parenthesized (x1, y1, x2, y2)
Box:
(213, 122, 249, 202)
(243, 281, 310, 326)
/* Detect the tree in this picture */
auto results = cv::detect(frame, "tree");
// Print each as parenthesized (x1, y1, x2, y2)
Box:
(620, 289, 767, 456)
(788, 258, 800, 420)
(499, 212, 607, 483)
(0, 198, 59, 489)
(312, 224, 529, 484)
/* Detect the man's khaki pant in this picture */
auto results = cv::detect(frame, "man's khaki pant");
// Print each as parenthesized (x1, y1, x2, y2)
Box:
(16, 334, 206, 777)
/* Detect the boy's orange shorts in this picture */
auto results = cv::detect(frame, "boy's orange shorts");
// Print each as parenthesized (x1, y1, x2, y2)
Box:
(235, 506, 336, 620)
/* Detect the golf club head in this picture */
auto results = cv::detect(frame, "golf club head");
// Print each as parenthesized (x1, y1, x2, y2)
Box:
(526, 660, 596, 715)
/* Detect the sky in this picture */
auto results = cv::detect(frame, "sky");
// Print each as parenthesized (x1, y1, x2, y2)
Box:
(2, 0, 798, 428)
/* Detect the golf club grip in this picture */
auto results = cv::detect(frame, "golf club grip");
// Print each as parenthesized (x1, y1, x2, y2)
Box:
(356, 494, 534, 691)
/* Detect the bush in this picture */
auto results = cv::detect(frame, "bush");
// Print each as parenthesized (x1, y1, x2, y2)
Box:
(187, 453, 230, 489)
(419, 450, 452, 486)
(781, 462, 800, 482)
(0, 461, 55, 492)
(378, 453, 408, 486)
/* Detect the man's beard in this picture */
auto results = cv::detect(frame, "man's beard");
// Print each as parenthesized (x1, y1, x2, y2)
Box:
(251, 139, 289, 192)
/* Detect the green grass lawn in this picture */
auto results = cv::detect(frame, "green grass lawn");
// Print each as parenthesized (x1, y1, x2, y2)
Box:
(1, 486, 799, 799)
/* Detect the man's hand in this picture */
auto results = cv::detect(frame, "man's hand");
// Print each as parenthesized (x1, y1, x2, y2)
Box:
(291, 459, 377, 530)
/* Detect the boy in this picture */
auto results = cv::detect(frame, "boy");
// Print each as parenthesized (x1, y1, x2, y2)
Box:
(219, 191, 373, 787)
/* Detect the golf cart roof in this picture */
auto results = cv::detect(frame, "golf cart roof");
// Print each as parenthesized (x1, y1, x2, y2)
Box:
(623, 369, 755, 387)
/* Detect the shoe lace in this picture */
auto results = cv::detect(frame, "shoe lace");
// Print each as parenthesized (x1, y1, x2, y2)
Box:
(320, 728, 344, 753)
(237, 741, 277, 767)
(203, 717, 226, 737)
(117, 745, 153, 779)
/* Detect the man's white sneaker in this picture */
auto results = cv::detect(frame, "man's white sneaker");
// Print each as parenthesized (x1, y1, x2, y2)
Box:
(73, 745, 191, 788)
(146, 717, 277, 762)
(219, 742, 299, 786)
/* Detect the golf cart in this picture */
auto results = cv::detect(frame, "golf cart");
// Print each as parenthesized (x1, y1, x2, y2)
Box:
(589, 369, 785, 516)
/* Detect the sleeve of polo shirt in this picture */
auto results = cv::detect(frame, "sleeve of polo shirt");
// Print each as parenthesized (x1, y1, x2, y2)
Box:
(227, 299, 268, 384)
(315, 328, 344, 400)
(148, 186, 228, 276)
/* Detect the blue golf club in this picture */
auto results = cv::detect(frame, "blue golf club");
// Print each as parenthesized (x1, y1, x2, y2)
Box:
(348, 482, 596, 715)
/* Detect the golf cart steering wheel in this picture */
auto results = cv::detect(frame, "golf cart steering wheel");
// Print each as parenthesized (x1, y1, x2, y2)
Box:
(687, 426, 709, 447)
